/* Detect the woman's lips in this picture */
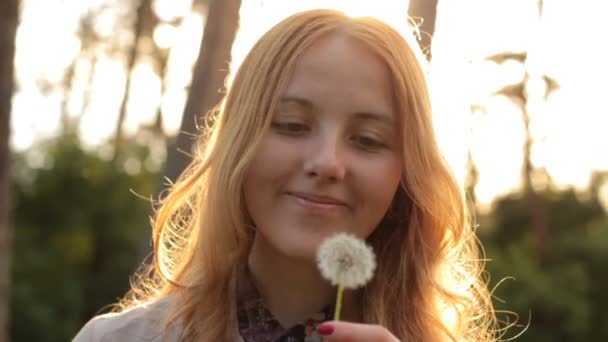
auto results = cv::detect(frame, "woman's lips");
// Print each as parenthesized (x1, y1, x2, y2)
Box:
(286, 192, 348, 210)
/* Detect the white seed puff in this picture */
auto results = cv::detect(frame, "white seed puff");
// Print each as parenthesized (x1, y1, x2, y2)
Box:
(316, 233, 377, 289)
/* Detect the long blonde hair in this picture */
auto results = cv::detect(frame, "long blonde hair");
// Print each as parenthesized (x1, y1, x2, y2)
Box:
(122, 9, 497, 341)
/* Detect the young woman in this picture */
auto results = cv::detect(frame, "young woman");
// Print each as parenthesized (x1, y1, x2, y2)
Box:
(74, 9, 497, 341)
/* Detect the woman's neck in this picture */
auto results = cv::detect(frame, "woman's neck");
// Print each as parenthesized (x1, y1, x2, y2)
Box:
(247, 235, 338, 328)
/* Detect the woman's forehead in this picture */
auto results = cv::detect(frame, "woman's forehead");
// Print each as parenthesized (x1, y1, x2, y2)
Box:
(279, 33, 397, 116)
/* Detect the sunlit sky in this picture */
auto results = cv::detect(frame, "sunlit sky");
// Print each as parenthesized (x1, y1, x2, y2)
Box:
(10, 0, 608, 206)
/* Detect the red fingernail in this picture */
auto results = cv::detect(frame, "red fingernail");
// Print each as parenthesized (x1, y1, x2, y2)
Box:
(317, 323, 334, 336)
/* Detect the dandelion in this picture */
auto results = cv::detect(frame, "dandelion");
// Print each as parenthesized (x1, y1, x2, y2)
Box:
(316, 233, 376, 321)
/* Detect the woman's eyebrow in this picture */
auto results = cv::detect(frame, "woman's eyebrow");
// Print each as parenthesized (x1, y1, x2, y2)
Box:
(352, 111, 396, 127)
(278, 96, 316, 112)
(278, 96, 395, 127)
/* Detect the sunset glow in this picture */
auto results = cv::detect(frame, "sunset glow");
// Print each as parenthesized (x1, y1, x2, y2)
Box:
(11, 0, 608, 206)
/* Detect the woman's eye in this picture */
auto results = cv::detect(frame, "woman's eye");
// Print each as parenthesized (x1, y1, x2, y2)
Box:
(353, 135, 385, 149)
(271, 121, 309, 135)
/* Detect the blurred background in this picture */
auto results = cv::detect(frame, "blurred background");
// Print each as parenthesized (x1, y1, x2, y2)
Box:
(0, 0, 607, 341)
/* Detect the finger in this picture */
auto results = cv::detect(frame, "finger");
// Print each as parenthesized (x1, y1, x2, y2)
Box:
(316, 321, 399, 342)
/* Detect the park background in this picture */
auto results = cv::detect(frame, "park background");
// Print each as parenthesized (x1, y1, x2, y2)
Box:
(1, 0, 607, 341)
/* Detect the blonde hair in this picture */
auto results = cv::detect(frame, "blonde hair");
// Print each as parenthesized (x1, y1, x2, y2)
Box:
(121, 9, 497, 341)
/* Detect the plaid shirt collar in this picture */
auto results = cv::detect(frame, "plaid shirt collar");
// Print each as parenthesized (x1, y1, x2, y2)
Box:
(236, 268, 333, 342)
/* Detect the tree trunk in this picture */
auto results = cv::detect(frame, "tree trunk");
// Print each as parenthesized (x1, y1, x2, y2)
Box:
(149, 31, 172, 136)
(407, 0, 438, 60)
(522, 79, 548, 261)
(526, 0, 550, 262)
(137, 0, 241, 260)
(80, 56, 98, 121)
(163, 0, 241, 184)
(60, 59, 77, 131)
(0, 0, 19, 340)
(113, 0, 156, 161)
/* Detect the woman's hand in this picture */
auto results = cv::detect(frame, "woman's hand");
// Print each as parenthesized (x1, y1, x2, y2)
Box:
(316, 321, 399, 341)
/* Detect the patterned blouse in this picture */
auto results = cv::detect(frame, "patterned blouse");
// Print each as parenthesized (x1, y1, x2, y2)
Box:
(236, 270, 333, 342)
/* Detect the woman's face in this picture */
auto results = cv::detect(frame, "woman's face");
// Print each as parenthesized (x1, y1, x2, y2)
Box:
(243, 33, 402, 261)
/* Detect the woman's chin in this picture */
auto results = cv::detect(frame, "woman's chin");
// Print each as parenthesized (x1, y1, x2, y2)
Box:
(276, 232, 334, 262)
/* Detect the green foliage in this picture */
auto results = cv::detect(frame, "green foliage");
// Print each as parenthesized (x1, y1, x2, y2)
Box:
(9, 129, 608, 341)
(10, 132, 160, 342)
(480, 182, 608, 341)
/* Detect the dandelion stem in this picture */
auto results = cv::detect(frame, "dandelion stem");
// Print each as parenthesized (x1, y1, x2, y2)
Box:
(334, 285, 344, 321)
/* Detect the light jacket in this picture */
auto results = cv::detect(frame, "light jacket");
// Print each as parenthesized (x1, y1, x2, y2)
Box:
(72, 296, 244, 342)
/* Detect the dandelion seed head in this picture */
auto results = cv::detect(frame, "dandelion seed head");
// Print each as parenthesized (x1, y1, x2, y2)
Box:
(316, 233, 377, 289)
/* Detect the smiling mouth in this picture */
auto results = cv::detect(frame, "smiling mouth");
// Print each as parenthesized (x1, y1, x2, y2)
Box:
(286, 192, 348, 210)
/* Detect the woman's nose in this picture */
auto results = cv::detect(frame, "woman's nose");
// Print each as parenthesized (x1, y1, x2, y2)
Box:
(304, 135, 346, 182)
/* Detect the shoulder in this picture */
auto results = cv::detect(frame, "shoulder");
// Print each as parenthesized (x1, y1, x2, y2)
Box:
(72, 296, 180, 342)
